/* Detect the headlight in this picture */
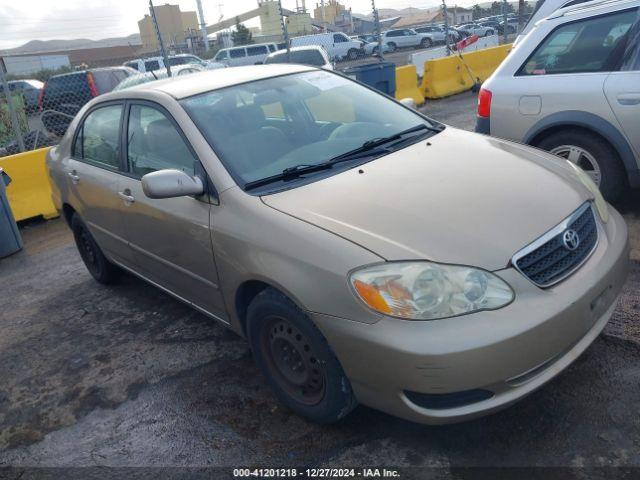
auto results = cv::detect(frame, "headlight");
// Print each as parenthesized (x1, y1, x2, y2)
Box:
(567, 161, 609, 223)
(350, 262, 514, 320)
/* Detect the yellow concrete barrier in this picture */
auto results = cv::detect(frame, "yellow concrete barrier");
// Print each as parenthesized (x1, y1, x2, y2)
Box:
(0, 147, 59, 222)
(420, 44, 512, 99)
(395, 65, 425, 106)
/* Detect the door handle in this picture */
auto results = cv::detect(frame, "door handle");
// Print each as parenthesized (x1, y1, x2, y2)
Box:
(617, 93, 640, 106)
(67, 171, 80, 184)
(118, 191, 135, 204)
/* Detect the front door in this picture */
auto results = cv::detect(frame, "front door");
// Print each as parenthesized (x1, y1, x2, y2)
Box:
(117, 102, 227, 320)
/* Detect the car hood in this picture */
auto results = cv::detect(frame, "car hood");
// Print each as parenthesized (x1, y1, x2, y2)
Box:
(262, 128, 591, 271)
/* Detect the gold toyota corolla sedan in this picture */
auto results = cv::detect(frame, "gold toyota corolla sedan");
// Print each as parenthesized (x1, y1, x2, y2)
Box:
(47, 65, 630, 425)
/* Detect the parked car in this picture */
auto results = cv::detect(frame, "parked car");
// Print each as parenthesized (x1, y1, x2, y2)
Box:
(381, 28, 437, 51)
(124, 54, 224, 72)
(414, 25, 447, 43)
(496, 18, 520, 34)
(457, 23, 496, 36)
(39, 67, 136, 136)
(113, 64, 207, 91)
(47, 64, 629, 426)
(477, 0, 640, 202)
(0, 79, 44, 114)
(213, 43, 279, 66)
(264, 46, 333, 69)
(290, 33, 364, 61)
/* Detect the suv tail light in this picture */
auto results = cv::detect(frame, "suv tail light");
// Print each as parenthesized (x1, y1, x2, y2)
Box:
(87, 72, 99, 97)
(38, 82, 47, 111)
(477, 88, 492, 118)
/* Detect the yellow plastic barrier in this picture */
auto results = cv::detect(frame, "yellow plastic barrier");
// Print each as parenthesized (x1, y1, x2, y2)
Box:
(0, 147, 59, 222)
(420, 44, 512, 99)
(395, 65, 425, 106)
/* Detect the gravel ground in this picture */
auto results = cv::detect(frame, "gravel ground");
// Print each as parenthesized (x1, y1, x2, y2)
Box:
(0, 93, 638, 476)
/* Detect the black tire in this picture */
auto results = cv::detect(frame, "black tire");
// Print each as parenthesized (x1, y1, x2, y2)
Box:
(485, 30, 493, 37)
(247, 288, 357, 424)
(71, 213, 121, 284)
(536, 129, 627, 203)
(420, 38, 433, 49)
(347, 48, 359, 60)
(387, 42, 397, 52)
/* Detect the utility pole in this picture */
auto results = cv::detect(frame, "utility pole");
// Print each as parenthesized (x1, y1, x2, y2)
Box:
(0, 58, 25, 153)
(320, 0, 326, 33)
(372, 0, 383, 61)
(277, 0, 291, 61)
(149, 0, 172, 77)
(195, 0, 209, 52)
(502, 0, 508, 43)
(517, 0, 525, 33)
(443, 0, 450, 56)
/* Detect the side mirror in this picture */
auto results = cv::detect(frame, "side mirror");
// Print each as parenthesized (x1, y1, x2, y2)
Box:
(141, 169, 204, 199)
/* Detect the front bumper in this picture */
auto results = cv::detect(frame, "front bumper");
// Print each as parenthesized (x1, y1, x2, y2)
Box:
(311, 206, 629, 424)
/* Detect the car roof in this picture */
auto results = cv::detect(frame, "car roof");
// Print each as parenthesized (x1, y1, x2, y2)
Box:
(104, 64, 314, 100)
(550, 0, 637, 18)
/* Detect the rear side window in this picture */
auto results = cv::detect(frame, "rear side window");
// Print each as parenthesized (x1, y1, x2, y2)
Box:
(230, 48, 246, 58)
(75, 105, 123, 169)
(620, 10, 640, 70)
(519, 9, 638, 75)
(144, 60, 160, 71)
(247, 45, 268, 56)
(268, 44, 276, 52)
(125, 61, 139, 70)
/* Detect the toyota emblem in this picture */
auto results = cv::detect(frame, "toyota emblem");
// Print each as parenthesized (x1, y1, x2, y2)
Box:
(562, 229, 580, 251)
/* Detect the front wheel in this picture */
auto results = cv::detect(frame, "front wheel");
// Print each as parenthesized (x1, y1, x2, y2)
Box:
(485, 30, 493, 37)
(347, 48, 359, 61)
(247, 288, 357, 424)
(420, 38, 432, 49)
(536, 130, 627, 202)
(386, 42, 397, 52)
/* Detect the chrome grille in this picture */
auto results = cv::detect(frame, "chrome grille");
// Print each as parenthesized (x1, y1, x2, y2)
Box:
(512, 203, 599, 288)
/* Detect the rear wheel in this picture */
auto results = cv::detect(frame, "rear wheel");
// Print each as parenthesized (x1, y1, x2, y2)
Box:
(485, 30, 493, 37)
(536, 129, 627, 202)
(71, 213, 121, 284)
(247, 288, 357, 424)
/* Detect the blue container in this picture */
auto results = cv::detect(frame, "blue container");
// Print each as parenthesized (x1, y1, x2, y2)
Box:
(0, 167, 23, 258)
(342, 62, 396, 97)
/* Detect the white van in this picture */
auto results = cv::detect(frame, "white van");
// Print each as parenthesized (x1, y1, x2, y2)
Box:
(124, 54, 223, 73)
(213, 43, 278, 66)
(290, 32, 363, 61)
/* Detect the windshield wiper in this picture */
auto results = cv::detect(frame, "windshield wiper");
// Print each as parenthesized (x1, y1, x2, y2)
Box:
(243, 123, 441, 191)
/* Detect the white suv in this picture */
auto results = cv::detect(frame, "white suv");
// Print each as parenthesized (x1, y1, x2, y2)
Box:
(381, 29, 437, 51)
(477, 0, 640, 201)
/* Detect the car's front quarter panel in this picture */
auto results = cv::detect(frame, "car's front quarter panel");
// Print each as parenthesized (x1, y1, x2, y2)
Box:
(311, 205, 629, 424)
(211, 187, 385, 335)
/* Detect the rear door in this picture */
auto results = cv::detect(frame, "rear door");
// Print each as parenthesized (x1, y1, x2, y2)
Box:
(604, 11, 640, 159)
(65, 102, 133, 266)
(246, 45, 269, 64)
(228, 48, 248, 66)
(117, 101, 226, 319)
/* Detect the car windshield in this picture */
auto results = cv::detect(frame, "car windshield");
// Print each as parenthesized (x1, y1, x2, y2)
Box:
(181, 70, 441, 193)
(265, 50, 326, 66)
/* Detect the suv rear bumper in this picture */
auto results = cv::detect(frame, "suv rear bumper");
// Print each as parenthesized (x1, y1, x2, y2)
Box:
(475, 116, 490, 134)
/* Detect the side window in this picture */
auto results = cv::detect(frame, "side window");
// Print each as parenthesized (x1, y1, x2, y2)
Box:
(247, 45, 268, 56)
(125, 61, 139, 70)
(229, 48, 246, 58)
(215, 50, 229, 60)
(144, 60, 160, 71)
(77, 105, 123, 169)
(127, 104, 197, 177)
(519, 9, 638, 75)
(268, 44, 276, 52)
(333, 34, 345, 43)
(621, 10, 640, 70)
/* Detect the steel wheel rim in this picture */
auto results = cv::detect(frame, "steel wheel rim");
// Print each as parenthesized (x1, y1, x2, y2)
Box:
(260, 315, 325, 406)
(79, 229, 98, 268)
(550, 144, 602, 186)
